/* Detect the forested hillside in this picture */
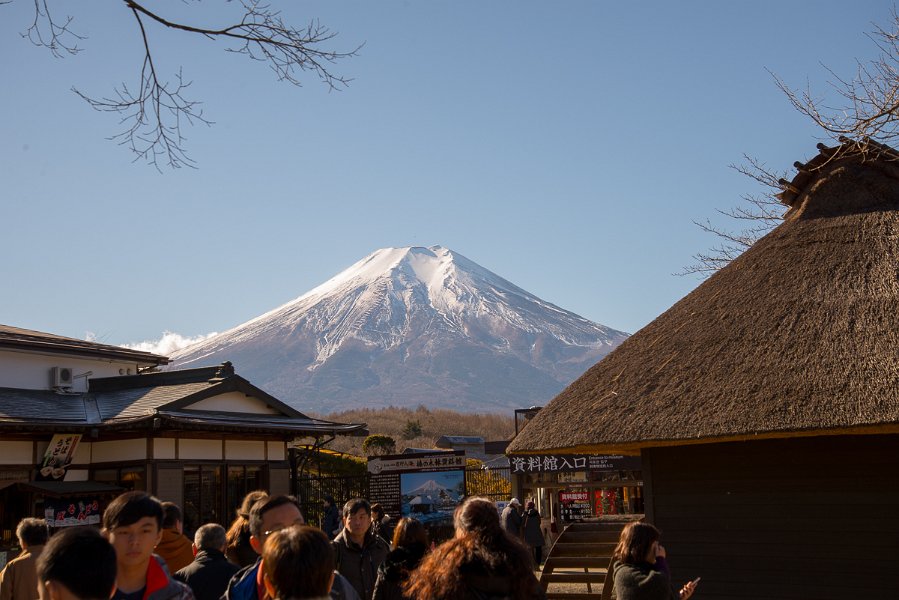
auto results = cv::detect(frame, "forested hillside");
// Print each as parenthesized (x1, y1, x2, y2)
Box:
(314, 405, 516, 456)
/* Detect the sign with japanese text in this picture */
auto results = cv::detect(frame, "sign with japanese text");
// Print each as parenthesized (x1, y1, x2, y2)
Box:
(44, 498, 101, 527)
(559, 489, 592, 521)
(508, 454, 640, 474)
(37, 434, 82, 481)
(557, 471, 588, 483)
(368, 451, 467, 528)
(368, 451, 466, 474)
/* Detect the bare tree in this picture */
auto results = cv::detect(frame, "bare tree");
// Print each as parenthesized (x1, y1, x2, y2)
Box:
(773, 7, 899, 147)
(684, 9, 899, 275)
(680, 157, 788, 276)
(13, 0, 360, 169)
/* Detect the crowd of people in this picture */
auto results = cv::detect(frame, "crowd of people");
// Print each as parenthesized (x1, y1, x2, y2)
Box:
(0, 491, 696, 600)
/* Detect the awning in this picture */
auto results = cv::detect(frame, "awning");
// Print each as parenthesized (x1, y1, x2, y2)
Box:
(16, 481, 124, 497)
(0, 479, 25, 492)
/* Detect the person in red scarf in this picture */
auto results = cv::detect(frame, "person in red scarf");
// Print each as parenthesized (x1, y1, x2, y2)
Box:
(103, 492, 194, 600)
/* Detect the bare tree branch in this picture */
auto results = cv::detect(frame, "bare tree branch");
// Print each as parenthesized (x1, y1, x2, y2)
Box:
(23, 0, 84, 57)
(772, 7, 899, 146)
(72, 5, 210, 169)
(12, 0, 360, 169)
(682, 10, 899, 276)
(678, 157, 788, 277)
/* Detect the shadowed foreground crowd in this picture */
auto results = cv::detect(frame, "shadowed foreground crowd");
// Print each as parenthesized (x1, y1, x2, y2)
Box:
(0, 491, 696, 600)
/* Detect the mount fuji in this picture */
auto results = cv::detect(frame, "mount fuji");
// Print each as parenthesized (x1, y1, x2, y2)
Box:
(169, 246, 629, 414)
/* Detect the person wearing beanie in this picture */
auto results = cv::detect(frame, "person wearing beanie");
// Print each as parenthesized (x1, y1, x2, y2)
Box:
(500, 498, 523, 539)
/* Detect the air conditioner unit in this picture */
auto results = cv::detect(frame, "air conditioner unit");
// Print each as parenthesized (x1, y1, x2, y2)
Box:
(50, 366, 75, 388)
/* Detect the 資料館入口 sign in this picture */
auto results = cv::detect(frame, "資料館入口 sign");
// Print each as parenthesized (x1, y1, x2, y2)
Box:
(508, 454, 640, 474)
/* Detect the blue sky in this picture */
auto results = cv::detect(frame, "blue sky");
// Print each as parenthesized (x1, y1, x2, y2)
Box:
(1, 1, 890, 348)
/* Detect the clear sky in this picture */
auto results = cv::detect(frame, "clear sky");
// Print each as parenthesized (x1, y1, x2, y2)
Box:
(1, 1, 890, 349)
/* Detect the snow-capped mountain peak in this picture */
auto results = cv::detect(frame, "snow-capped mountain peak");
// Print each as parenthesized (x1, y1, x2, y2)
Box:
(171, 246, 628, 413)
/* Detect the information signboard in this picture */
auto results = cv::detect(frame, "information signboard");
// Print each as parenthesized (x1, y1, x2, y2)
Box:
(368, 451, 466, 526)
(508, 454, 641, 474)
(559, 489, 592, 521)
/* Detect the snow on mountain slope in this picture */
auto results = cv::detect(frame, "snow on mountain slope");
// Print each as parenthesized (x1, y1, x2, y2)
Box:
(170, 246, 629, 413)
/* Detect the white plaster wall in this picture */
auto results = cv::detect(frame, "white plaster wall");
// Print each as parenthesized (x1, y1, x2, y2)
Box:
(179, 439, 222, 460)
(184, 392, 280, 414)
(92, 439, 147, 462)
(0, 349, 145, 390)
(0, 441, 33, 464)
(36, 440, 49, 461)
(267, 442, 286, 461)
(225, 440, 265, 460)
(153, 438, 176, 460)
(71, 441, 92, 465)
(64, 469, 89, 481)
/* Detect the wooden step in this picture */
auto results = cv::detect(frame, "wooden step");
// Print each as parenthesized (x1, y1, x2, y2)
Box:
(549, 542, 617, 556)
(557, 531, 621, 544)
(542, 572, 607, 584)
(543, 556, 611, 569)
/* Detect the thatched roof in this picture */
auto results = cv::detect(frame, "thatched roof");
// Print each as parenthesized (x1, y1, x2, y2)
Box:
(508, 140, 899, 455)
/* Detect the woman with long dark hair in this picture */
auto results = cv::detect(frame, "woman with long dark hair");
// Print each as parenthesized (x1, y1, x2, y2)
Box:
(372, 518, 428, 600)
(225, 490, 269, 567)
(609, 522, 697, 600)
(403, 497, 544, 600)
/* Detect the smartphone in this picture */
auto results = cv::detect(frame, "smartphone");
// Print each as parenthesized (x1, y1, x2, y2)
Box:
(691, 577, 702, 586)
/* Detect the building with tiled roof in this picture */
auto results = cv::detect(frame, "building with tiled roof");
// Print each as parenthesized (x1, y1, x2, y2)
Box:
(0, 324, 365, 546)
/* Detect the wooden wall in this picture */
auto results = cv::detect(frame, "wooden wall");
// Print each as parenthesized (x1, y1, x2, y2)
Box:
(644, 434, 899, 600)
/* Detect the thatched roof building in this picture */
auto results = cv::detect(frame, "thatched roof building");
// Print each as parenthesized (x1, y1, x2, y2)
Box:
(508, 139, 899, 456)
(507, 140, 899, 599)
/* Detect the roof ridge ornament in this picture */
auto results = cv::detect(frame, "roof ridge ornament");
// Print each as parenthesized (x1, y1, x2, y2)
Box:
(776, 137, 899, 209)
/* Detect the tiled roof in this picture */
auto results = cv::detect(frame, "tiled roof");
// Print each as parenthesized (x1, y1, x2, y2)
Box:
(96, 382, 214, 420)
(0, 324, 169, 365)
(0, 387, 88, 423)
(437, 436, 485, 444)
(0, 366, 366, 436)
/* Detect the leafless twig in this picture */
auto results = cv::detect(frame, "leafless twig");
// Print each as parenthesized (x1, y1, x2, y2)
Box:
(23, 0, 84, 57)
(681, 9, 899, 275)
(14, 0, 359, 169)
(679, 157, 788, 276)
(772, 7, 899, 146)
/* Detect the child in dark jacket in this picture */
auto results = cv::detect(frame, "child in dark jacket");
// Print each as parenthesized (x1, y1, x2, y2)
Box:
(371, 518, 428, 600)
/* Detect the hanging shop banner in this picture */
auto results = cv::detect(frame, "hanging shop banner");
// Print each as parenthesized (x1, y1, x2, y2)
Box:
(508, 454, 641, 474)
(44, 498, 101, 527)
(36, 434, 82, 481)
(368, 451, 466, 527)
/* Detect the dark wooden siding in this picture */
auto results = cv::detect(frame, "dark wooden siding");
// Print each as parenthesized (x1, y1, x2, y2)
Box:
(644, 434, 899, 600)
(155, 465, 183, 507)
(269, 466, 290, 496)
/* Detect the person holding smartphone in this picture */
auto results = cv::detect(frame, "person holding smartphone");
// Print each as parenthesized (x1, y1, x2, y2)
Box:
(609, 522, 698, 600)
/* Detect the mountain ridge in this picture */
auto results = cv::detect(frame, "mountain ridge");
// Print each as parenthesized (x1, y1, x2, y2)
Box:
(171, 246, 629, 413)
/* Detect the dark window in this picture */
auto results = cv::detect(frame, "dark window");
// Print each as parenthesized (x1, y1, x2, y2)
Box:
(226, 465, 263, 519)
(185, 464, 260, 532)
(183, 465, 221, 532)
(92, 466, 146, 491)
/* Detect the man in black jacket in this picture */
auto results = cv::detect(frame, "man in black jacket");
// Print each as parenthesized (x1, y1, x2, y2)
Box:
(174, 524, 239, 600)
(331, 499, 389, 600)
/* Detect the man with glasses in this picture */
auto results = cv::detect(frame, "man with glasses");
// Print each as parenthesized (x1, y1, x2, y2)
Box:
(223, 496, 358, 600)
